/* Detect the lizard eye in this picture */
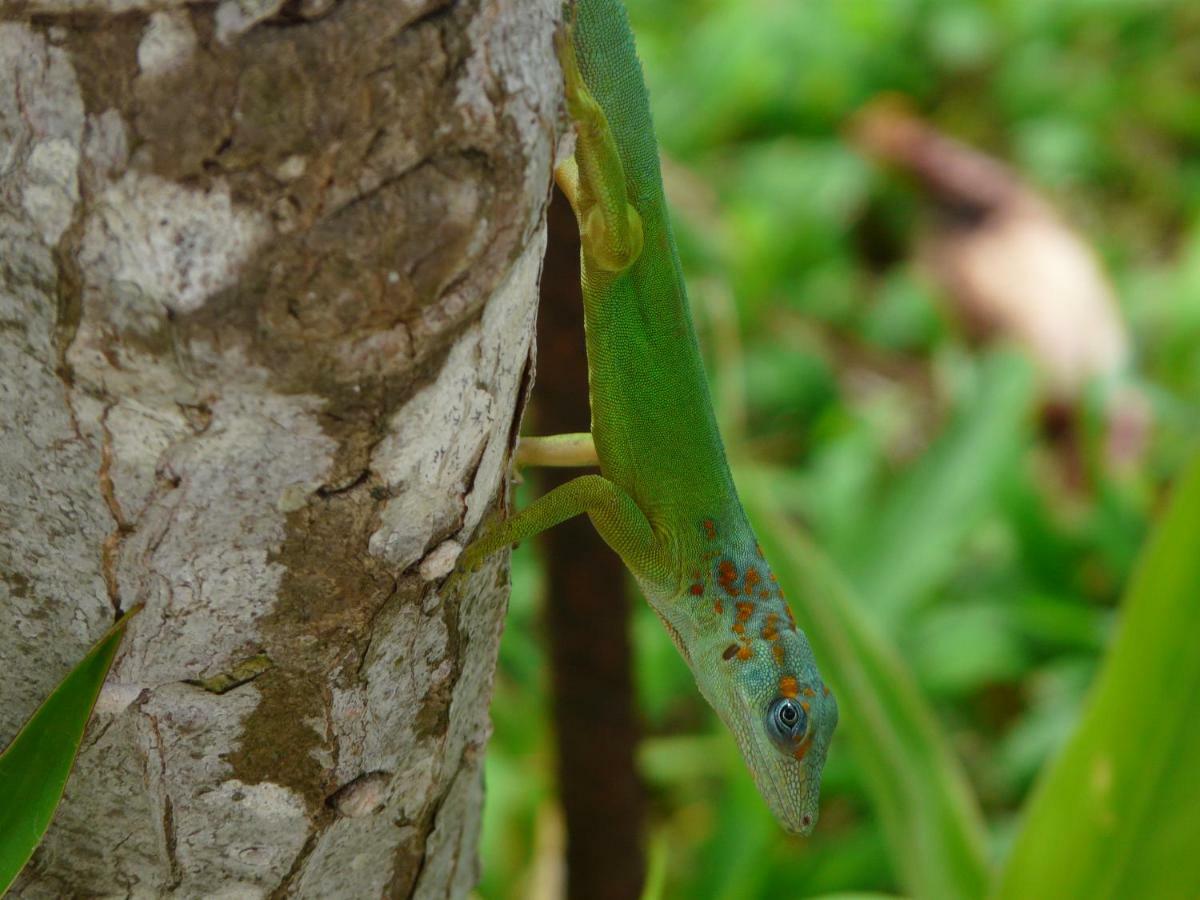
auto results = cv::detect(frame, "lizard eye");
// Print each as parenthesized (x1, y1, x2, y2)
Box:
(766, 696, 808, 751)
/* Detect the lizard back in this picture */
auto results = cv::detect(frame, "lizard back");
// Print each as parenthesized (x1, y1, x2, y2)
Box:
(572, 0, 741, 538)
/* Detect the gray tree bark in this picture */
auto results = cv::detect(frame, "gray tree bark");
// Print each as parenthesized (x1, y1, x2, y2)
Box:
(0, 1, 558, 896)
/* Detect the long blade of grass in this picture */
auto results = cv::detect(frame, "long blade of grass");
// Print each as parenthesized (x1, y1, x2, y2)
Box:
(840, 351, 1035, 625)
(993, 452, 1200, 898)
(743, 483, 990, 900)
(0, 605, 140, 892)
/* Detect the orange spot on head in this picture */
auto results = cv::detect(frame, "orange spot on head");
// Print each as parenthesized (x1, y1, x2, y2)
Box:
(779, 676, 799, 698)
(770, 573, 778, 582)
(792, 740, 811, 762)
(737, 644, 753, 661)
(743, 568, 761, 595)
(714, 600, 724, 615)
(801, 686, 816, 698)
(702, 519, 717, 540)
(785, 606, 796, 629)
(731, 622, 745, 635)
(735, 601, 754, 622)
(717, 560, 740, 597)
(758, 590, 771, 599)
(762, 624, 778, 641)
(800, 700, 810, 713)
(756, 543, 765, 559)
(773, 643, 786, 665)
(689, 583, 704, 596)
(822, 684, 831, 697)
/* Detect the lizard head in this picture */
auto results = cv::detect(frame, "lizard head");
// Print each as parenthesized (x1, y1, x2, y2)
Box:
(692, 613, 838, 835)
(639, 531, 838, 834)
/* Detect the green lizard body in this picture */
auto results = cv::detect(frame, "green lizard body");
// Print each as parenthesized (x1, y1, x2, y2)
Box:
(460, 0, 837, 833)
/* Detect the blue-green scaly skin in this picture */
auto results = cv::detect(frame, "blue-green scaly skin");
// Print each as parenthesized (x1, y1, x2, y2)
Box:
(568, 0, 837, 833)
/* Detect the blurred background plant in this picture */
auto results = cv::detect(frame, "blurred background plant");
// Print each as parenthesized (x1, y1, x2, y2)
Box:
(478, 0, 1200, 897)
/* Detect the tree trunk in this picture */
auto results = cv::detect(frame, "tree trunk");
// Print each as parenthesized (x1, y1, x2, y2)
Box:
(0, 1, 558, 896)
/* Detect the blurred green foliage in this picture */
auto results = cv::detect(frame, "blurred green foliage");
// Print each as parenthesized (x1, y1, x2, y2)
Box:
(480, 0, 1200, 896)
(745, 474, 992, 900)
(994, 452, 1200, 899)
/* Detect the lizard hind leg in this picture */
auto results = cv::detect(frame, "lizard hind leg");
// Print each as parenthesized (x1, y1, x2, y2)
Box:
(553, 25, 644, 274)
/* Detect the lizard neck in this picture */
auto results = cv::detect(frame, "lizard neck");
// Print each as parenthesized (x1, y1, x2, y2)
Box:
(641, 507, 800, 678)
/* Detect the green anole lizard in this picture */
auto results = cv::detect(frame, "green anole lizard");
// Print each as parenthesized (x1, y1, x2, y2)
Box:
(458, 0, 837, 834)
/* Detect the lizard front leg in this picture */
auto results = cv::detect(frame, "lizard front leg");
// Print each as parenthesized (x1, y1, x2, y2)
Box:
(515, 433, 599, 468)
(458, 474, 670, 591)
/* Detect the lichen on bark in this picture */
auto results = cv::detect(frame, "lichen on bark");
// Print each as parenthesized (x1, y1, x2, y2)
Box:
(0, 0, 559, 895)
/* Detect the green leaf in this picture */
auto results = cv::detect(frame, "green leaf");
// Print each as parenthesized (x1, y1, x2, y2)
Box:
(742, 482, 990, 900)
(0, 606, 140, 893)
(840, 351, 1035, 625)
(993, 452, 1200, 898)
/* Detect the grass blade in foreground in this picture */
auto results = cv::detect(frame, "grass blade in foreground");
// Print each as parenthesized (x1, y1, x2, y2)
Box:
(0, 606, 140, 893)
(742, 482, 990, 900)
(993, 453, 1200, 898)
